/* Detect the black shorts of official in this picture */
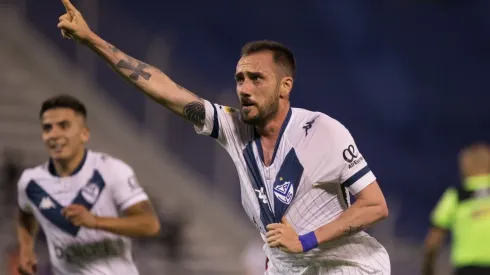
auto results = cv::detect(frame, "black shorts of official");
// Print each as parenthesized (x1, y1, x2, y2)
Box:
(455, 266, 490, 275)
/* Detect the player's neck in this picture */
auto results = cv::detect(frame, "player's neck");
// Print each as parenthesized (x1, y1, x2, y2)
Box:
(255, 102, 290, 141)
(52, 148, 87, 177)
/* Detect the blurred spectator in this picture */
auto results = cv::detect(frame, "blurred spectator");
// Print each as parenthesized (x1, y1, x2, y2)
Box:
(1, 148, 24, 207)
(159, 211, 187, 260)
(136, 199, 188, 261)
(6, 245, 20, 275)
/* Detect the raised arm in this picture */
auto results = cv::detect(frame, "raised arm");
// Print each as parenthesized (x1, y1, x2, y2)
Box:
(57, 0, 205, 126)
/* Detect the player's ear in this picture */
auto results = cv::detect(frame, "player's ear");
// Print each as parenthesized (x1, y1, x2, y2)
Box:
(81, 129, 90, 143)
(279, 76, 293, 99)
(80, 119, 90, 143)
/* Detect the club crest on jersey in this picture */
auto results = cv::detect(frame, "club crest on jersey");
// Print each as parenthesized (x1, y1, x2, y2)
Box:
(81, 183, 101, 204)
(273, 181, 294, 205)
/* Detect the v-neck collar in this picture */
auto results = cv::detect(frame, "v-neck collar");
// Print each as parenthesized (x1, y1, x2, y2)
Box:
(48, 149, 88, 177)
(254, 108, 293, 167)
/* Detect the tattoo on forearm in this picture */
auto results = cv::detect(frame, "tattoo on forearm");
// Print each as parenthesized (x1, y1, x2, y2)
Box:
(183, 101, 205, 125)
(106, 42, 120, 53)
(115, 54, 153, 81)
(344, 225, 363, 235)
(116, 59, 152, 81)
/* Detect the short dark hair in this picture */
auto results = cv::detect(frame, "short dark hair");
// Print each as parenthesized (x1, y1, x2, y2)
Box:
(241, 40, 296, 78)
(39, 94, 87, 119)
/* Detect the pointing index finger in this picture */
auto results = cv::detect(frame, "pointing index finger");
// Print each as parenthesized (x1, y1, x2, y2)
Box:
(61, 0, 78, 12)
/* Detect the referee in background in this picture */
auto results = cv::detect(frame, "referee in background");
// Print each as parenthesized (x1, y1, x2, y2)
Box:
(423, 142, 490, 275)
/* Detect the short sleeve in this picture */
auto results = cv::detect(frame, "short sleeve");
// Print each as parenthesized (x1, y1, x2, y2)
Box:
(109, 160, 149, 211)
(308, 115, 376, 195)
(17, 171, 32, 213)
(193, 99, 246, 148)
(430, 188, 458, 230)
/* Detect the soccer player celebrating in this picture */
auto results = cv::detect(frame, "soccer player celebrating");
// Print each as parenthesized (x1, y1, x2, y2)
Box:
(16, 95, 160, 275)
(57, 1, 390, 273)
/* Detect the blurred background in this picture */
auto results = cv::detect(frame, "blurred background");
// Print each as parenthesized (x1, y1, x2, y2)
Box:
(1, 0, 489, 274)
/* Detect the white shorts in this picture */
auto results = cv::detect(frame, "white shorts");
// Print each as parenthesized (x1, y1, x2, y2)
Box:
(265, 257, 391, 275)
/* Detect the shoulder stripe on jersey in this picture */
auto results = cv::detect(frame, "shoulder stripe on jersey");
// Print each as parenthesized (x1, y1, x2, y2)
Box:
(25, 170, 106, 237)
(209, 104, 219, 139)
(457, 186, 490, 202)
(340, 185, 350, 208)
(342, 166, 371, 188)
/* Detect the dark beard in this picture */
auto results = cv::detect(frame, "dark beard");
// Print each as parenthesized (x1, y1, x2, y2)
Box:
(242, 97, 279, 126)
(241, 81, 281, 125)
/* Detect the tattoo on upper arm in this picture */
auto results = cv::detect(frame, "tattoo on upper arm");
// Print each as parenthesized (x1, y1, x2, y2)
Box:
(344, 225, 363, 235)
(183, 101, 205, 125)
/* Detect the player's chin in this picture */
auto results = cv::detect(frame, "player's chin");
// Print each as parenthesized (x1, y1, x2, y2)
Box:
(49, 148, 71, 162)
(241, 108, 261, 125)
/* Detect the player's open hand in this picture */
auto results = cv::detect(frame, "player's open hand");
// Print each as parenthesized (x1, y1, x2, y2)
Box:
(266, 217, 303, 254)
(57, 0, 92, 43)
(18, 249, 37, 275)
(62, 204, 97, 228)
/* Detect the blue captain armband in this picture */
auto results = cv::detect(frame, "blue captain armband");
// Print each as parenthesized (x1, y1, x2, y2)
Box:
(299, 231, 318, 252)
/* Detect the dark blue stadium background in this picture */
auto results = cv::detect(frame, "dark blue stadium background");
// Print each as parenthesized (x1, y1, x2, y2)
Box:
(25, 0, 490, 240)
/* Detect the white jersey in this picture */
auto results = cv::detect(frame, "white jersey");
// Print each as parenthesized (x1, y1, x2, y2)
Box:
(17, 150, 148, 275)
(195, 100, 390, 274)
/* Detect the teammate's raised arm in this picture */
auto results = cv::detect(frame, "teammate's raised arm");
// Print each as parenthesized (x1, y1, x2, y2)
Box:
(57, 0, 205, 126)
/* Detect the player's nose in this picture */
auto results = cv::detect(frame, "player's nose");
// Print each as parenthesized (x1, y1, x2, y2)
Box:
(237, 79, 256, 95)
(46, 127, 63, 139)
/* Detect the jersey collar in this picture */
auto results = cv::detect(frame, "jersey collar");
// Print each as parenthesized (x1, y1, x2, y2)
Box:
(48, 149, 88, 177)
(464, 174, 490, 190)
(254, 108, 293, 166)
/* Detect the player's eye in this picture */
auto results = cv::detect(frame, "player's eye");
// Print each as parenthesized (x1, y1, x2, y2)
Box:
(59, 121, 70, 130)
(249, 73, 263, 82)
(235, 76, 244, 84)
(42, 124, 52, 132)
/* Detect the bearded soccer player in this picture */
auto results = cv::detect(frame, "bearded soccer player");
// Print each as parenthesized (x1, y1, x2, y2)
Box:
(16, 95, 160, 275)
(57, 1, 390, 273)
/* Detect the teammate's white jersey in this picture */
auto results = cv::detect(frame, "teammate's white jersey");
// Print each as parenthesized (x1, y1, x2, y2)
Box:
(17, 150, 148, 275)
(195, 100, 391, 274)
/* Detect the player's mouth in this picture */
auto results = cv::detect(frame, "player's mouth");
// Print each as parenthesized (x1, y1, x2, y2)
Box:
(49, 143, 66, 154)
(240, 101, 256, 111)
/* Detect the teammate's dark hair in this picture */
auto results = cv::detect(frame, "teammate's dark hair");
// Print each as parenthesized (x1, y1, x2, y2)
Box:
(39, 94, 87, 119)
(241, 40, 296, 79)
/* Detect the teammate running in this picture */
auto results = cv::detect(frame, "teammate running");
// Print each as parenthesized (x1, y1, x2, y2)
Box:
(17, 95, 160, 275)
